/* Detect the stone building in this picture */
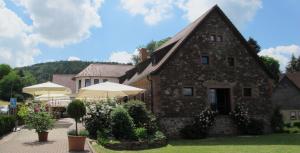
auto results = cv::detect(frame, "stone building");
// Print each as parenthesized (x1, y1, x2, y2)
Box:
(272, 72, 300, 123)
(74, 64, 133, 93)
(120, 5, 275, 137)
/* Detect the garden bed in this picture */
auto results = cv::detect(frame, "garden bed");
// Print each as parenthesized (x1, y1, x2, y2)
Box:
(103, 139, 167, 150)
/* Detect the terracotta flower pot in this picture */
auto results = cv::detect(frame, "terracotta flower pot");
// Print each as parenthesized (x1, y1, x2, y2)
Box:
(68, 135, 86, 151)
(38, 132, 48, 142)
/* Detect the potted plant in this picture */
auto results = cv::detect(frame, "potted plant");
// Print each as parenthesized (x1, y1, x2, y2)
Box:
(25, 112, 54, 142)
(67, 100, 87, 151)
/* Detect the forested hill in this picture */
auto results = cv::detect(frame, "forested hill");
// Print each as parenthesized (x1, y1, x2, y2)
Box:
(17, 61, 131, 83)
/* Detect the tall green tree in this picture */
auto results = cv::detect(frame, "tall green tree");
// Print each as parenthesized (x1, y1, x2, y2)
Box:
(286, 54, 300, 73)
(0, 64, 12, 80)
(0, 70, 36, 101)
(248, 37, 261, 53)
(260, 56, 280, 81)
(132, 37, 171, 64)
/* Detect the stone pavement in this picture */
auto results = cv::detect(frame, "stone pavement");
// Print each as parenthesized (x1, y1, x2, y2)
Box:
(0, 118, 90, 153)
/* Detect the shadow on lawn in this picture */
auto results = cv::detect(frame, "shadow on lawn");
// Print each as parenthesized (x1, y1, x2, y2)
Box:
(169, 133, 300, 146)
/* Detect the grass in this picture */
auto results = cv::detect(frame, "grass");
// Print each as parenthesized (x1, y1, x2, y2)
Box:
(0, 100, 9, 106)
(93, 133, 300, 153)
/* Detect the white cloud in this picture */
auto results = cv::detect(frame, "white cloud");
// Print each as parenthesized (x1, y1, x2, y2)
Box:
(120, 0, 262, 27)
(0, 0, 103, 67)
(177, 0, 262, 27)
(68, 56, 81, 61)
(259, 45, 300, 72)
(0, 0, 40, 67)
(120, 0, 174, 25)
(109, 50, 138, 63)
(14, 0, 104, 47)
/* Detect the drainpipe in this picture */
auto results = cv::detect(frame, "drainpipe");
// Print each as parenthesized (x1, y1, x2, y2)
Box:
(147, 75, 154, 113)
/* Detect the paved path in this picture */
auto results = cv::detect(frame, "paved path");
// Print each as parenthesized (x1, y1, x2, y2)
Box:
(0, 118, 90, 153)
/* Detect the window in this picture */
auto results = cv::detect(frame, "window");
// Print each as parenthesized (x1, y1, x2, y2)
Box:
(216, 35, 223, 42)
(290, 111, 296, 120)
(201, 55, 209, 65)
(85, 79, 91, 87)
(78, 80, 81, 89)
(183, 87, 194, 96)
(228, 57, 235, 67)
(243, 88, 252, 97)
(210, 35, 216, 41)
(103, 79, 108, 82)
(94, 79, 99, 84)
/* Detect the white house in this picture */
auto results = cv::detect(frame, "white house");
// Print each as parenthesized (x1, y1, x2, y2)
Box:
(74, 64, 133, 93)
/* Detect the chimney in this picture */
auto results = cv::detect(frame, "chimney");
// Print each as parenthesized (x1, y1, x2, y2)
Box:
(139, 48, 149, 62)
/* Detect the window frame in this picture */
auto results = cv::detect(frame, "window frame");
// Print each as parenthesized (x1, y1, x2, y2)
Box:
(227, 57, 235, 67)
(78, 80, 81, 89)
(94, 79, 99, 84)
(210, 35, 216, 42)
(183, 87, 194, 97)
(201, 55, 210, 65)
(85, 79, 91, 87)
(243, 88, 252, 97)
(216, 35, 223, 42)
(290, 111, 297, 120)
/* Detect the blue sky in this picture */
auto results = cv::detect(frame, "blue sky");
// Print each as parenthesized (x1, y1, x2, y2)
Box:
(0, 0, 299, 71)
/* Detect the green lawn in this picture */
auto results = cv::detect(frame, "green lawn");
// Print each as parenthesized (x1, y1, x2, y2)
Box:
(93, 133, 300, 153)
(0, 100, 9, 106)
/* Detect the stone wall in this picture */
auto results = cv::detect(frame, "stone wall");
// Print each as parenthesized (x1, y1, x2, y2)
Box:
(154, 9, 273, 136)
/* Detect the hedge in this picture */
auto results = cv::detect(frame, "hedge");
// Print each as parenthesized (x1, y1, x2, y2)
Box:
(0, 115, 16, 137)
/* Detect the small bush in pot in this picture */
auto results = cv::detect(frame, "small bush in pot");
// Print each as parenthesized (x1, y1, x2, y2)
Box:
(67, 100, 86, 151)
(25, 112, 54, 142)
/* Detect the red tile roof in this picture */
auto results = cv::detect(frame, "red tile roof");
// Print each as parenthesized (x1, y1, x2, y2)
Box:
(286, 72, 300, 89)
(52, 74, 76, 93)
(75, 64, 133, 78)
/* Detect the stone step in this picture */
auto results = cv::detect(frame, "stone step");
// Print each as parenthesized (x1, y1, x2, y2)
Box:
(209, 115, 238, 136)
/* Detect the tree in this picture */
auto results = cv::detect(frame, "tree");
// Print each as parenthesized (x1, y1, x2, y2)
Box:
(248, 37, 261, 53)
(0, 64, 11, 80)
(67, 100, 86, 135)
(132, 37, 171, 65)
(286, 54, 300, 73)
(0, 70, 36, 101)
(260, 56, 280, 81)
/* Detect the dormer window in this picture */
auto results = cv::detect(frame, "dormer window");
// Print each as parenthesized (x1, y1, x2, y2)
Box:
(227, 57, 235, 67)
(201, 55, 209, 65)
(210, 35, 216, 41)
(216, 35, 223, 42)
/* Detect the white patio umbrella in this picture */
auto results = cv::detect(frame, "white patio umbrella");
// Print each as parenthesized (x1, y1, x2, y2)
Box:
(23, 81, 71, 96)
(76, 81, 145, 99)
(35, 94, 70, 101)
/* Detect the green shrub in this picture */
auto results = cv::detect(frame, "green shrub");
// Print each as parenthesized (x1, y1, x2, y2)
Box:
(181, 107, 216, 139)
(145, 114, 158, 135)
(123, 100, 149, 127)
(110, 106, 135, 140)
(271, 107, 284, 133)
(67, 100, 86, 136)
(284, 123, 292, 128)
(293, 122, 300, 128)
(153, 131, 166, 141)
(25, 112, 54, 133)
(134, 127, 148, 141)
(0, 115, 16, 136)
(68, 129, 89, 136)
(97, 130, 110, 145)
(230, 102, 250, 133)
(84, 100, 116, 138)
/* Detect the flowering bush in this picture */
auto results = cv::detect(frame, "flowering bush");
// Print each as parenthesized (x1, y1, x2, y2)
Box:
(230, 102, 250, 131)
(181, 107, 216, 139)
(230, 102, 264, 135)
(84, 100, 117, 138)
